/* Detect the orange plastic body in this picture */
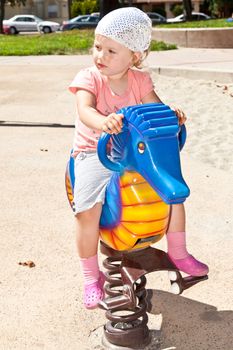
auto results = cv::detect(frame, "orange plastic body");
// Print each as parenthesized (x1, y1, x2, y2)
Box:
(99, 171, 170, 251)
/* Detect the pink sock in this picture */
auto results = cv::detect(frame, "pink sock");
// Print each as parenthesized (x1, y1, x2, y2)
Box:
(166, 231, 189, 259)
(79, 254, 100, 286)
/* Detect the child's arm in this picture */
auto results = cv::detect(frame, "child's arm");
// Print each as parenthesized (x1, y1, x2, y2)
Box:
(142, 90, 187, 125)
(76, 89, 123, 134)
(142, 90, 162, 104)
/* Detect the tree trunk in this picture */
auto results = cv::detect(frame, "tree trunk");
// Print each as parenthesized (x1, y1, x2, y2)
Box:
(67, 0, 72, 19)
(0, 0, 5, 34)
(100, 0, 120, 18)
(183, 0, 192, 21)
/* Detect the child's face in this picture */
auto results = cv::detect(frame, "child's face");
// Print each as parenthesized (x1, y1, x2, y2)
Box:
(93, 35, 135, 77)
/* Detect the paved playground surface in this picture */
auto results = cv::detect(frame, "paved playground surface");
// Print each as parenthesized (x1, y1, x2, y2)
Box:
(0, 49, 232, 349)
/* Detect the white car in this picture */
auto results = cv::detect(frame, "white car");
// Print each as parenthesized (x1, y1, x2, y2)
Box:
(3, 15, 60, 34)
(167, 12, 211, 23)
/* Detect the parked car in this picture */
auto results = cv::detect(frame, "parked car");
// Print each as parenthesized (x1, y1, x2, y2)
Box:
(61, 14, 99, 31)
(146, 12, 167, 24)
(167, 12, 211, 23)
(3, 15, 60, 34)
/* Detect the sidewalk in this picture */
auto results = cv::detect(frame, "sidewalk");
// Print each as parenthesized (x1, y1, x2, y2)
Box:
(1, 48, 233, 83)
(148, 48, 233, 83)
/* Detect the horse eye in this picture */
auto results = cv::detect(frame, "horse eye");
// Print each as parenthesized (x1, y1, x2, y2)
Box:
(138, 142, 145, 154)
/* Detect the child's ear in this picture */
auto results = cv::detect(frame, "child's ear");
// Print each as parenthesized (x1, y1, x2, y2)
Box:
(132, 52, 143, 67)
(133, 52, 142, 62)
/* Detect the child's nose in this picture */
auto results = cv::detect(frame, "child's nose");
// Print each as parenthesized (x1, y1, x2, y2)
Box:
(98, 50, 108, 60)
(98, 50, 105, 59)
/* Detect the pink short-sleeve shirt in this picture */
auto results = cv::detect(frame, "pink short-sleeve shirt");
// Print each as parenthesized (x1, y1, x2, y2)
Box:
(69, 66, 154, 154)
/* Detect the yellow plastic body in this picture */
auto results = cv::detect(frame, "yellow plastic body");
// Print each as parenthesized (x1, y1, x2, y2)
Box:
(99, 171, 170, 251)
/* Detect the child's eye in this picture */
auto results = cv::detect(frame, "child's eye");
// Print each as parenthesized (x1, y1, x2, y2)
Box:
(109, 49, 116, 54)
(94, 44, 101, 51)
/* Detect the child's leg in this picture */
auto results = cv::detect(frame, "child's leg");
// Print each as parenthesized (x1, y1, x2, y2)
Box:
(75, 202, 105, 309)
(167, 204, 209, 276)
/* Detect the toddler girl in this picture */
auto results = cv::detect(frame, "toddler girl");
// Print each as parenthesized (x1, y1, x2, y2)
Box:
(69, 7, 208, 309)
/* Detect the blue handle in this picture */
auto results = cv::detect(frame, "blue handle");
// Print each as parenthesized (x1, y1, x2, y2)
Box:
(97, 132, 124, 173)
(179, 124, 187, 151)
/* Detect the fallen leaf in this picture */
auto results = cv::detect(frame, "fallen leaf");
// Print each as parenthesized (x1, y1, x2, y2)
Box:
(18, 261, 35, 268)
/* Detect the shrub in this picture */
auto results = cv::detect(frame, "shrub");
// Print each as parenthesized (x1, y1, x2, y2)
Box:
(71, 0, 99, 18)
(171, 4, 183, 17)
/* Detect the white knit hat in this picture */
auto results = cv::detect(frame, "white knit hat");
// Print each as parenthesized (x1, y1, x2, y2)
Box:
(95, 7, 152, 53)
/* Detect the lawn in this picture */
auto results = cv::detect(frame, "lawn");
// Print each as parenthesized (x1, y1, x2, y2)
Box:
(0, 30, 94, 56)
(158, 18, 233, 28)
(0, 29, 176, 56)
(0, 18, 231, 56)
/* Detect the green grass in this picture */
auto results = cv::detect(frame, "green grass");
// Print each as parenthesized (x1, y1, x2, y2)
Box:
(150, 40, 176, 50)
(158, 18, 233, 28)
(0, 19, 233, 56)
(0, 30, 94, 55)
(1, 18, 231, 55)
(0, 29, 176, 56)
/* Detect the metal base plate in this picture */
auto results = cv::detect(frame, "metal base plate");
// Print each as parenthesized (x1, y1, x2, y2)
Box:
(102, 333, 152, 350)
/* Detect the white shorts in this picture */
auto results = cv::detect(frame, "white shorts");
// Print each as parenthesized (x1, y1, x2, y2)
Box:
(73, 152, 112, 214)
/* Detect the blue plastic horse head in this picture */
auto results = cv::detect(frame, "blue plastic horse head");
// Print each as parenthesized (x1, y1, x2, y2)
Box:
(97, 103, 190, 205)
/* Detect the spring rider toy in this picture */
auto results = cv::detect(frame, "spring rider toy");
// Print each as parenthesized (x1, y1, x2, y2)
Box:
(65, 103, 208, 349)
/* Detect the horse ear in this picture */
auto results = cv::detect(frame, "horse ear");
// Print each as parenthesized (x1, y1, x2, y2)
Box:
(97, 132, 124, 173)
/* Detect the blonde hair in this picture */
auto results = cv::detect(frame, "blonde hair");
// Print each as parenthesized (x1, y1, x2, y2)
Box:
(132, 49, 150, 69)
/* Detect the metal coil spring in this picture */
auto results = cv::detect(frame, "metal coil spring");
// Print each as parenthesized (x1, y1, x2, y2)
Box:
(103, 255, 148, 330)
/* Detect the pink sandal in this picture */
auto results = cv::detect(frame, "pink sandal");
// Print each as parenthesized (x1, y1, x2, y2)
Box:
(84, 271, 106, 309)
(168, 254, 209, 276)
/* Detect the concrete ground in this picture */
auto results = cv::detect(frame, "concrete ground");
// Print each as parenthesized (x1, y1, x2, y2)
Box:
(1, 47, 233, 83)
(0, 48, 232, 350)
(148, 48, 233, 83)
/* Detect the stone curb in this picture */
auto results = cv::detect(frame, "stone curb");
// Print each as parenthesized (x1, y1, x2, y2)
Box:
(151, 65, 233, 83)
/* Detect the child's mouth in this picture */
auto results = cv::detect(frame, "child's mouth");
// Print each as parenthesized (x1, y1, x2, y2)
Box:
(97, 63, 106, 69)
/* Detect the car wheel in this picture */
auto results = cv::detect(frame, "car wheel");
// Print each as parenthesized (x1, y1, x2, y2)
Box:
(43, 26, 51, 34)
(9, 27, 18, 35)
